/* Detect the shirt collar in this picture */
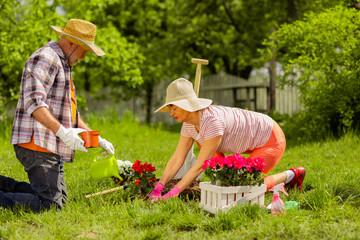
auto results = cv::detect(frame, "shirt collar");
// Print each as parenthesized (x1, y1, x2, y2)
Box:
(47, 40, 67, 61)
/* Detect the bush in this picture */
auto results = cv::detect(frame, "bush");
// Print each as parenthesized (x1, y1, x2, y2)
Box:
(269, 111, 334, 144)
(268, 5, 360, 136)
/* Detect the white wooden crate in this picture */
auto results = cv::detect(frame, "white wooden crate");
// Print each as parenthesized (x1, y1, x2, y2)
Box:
(199, 182, 267, 214)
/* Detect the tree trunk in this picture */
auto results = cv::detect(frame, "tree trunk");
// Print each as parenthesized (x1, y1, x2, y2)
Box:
(84, 72, 91, 92)
(239, 65, 253, 80)
(268, 28, 276, 112)
(145, 83, 153, 124)
(287, 0, 298, 21)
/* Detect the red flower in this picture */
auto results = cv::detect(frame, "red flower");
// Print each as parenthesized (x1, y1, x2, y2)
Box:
(127, 160, 157, 197)
(144, 163, 155, 173)
(132, 160, 144, 174)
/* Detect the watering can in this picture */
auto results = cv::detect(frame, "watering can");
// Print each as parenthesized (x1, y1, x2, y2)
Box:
(89, 154, 121, 180)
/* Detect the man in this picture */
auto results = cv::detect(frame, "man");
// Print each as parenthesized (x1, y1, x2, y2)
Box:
(0, 19, 114, 211)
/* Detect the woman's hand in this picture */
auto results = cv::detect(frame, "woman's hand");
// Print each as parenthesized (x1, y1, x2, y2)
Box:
(161, 185, 182, 200)
(175, 135, 222, 190)
(147, 183, 164, 200)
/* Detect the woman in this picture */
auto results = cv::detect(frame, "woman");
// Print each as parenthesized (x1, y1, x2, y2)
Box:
(148, 78, 305, 200)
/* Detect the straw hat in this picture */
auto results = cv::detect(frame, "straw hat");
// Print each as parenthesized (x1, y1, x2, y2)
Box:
(155, 78, 212, 113)
(51, 19, 104, 56)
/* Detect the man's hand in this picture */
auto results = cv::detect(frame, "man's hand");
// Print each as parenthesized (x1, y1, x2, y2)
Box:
(56, 125, 88, 152)
(98, 136, 115, 155)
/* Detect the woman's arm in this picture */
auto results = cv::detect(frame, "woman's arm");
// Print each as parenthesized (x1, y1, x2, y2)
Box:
(176, 135, 222, 190)
(158, 135, 194, 186)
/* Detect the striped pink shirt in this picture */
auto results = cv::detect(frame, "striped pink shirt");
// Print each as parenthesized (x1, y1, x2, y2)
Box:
(181, 105, 273, 153)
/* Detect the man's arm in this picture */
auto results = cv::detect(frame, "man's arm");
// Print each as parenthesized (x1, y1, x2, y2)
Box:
(32, 106, 87, 152)
(78, 117, 92, 131)
(31, 107, 61, 134)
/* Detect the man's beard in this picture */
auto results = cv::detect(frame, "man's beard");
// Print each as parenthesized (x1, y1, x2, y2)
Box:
(68, 59, 78, 66)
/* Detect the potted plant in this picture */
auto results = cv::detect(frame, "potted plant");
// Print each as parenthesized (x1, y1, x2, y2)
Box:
(199, 154, 267, 213)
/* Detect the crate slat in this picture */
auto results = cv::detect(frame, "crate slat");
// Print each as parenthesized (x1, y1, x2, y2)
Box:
(199, 182, 266, 214)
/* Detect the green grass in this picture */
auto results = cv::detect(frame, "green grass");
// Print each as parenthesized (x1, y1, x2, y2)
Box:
(1, 112, 360, 239)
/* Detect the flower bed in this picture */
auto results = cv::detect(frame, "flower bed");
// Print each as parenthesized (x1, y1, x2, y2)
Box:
(114, 159, 157, 197)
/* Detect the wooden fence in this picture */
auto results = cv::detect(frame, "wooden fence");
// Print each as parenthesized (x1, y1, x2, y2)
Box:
(85, 72, 302, 124)
(198, 72, 302, 115)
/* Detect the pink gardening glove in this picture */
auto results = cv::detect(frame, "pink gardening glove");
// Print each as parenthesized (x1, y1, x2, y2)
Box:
(161, 185, 183, 200)
(147, 183, 164, 200)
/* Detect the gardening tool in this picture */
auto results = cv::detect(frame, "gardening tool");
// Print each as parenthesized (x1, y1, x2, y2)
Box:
(174, 58, 209, 180)
(89, 154, 121, 180)
(85, 184, 129, 198)
(191, 58, 209, 96)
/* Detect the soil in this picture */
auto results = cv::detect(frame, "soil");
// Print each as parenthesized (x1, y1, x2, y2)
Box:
(165, 179, 201, 201)
(112, 177, 201, 201)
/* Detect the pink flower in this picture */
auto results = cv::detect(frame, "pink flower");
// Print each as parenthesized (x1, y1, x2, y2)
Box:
(223, 155, 234, 168)
(252, 157, 266, 172)
(233, 154, 247, 169)
(203, 159, 211, 170)
(203, 153, 265, 187)
(209, 158, 217, 169)
(246, 164, 254, 173)
(213, 157, 225, 168)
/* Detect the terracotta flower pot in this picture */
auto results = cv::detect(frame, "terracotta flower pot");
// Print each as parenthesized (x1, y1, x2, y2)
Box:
(80, 131, 100, 148)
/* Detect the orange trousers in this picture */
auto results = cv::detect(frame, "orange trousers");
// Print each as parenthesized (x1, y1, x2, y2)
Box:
(247, 121, 286, 190)
(246, 120, 286, 174)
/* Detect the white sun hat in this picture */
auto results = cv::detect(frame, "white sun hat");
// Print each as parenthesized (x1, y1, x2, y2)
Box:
(154, 78, 212, 113)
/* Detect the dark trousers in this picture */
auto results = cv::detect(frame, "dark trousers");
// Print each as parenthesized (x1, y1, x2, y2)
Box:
(0, 145, 68, 211)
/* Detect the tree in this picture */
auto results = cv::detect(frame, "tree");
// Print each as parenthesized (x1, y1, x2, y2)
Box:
(0, 0, 144, 114)
(107, 0, 346, 121)
(59, 0, 145, 97)
(96, 0, 291, 122)
(0, 0, 64, 116)
(266, 4, 360, 136)
(2, 0, 348, 124)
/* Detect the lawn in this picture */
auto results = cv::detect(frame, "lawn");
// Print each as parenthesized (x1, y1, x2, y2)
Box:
(1, 112, 360, 239)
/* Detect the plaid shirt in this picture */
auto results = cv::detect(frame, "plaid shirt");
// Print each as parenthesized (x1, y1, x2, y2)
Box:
(11, 40, 78, 162)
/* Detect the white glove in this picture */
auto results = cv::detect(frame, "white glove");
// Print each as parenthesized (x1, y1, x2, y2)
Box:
(98, 136, 115, 155)
(56, 125, 88, 152)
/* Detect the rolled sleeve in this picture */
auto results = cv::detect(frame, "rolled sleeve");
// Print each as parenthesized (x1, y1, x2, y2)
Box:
(23, 53, 58, 115)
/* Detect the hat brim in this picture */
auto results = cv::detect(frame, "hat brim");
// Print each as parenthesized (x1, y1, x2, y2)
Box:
(51, 25, 105, 56)
(154, 97, 212, 113)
